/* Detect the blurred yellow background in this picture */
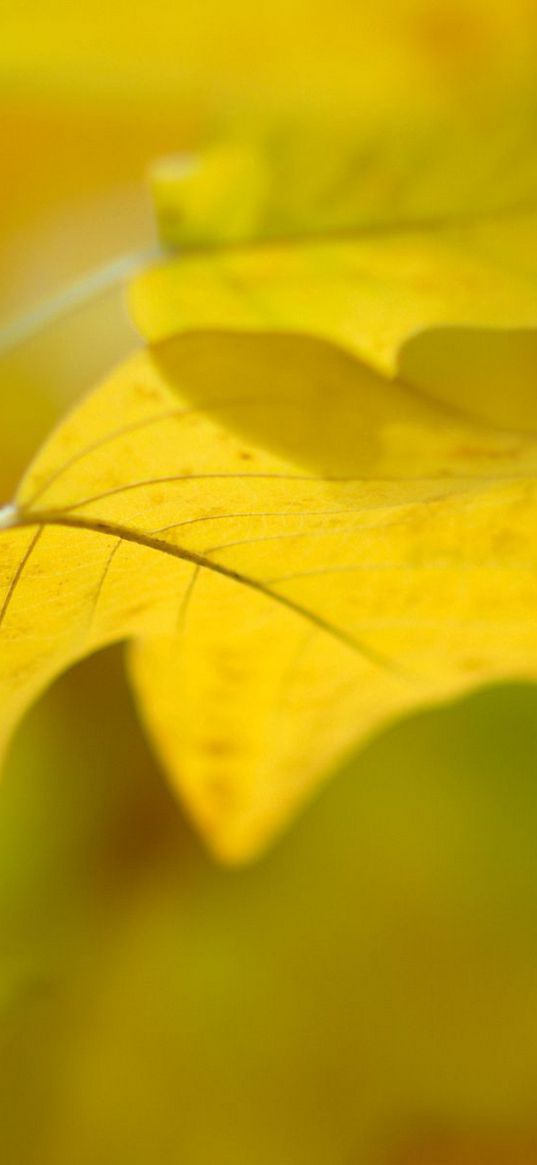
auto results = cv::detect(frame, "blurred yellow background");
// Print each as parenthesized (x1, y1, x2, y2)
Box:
(2, 1, 537, 1160)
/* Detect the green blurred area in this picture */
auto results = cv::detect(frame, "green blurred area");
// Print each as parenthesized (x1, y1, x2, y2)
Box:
(2, 653, 537, 1162)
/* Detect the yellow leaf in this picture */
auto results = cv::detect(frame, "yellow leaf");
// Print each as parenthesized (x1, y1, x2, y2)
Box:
(131, 108, 537, 377)
(1, 331, 537, 861)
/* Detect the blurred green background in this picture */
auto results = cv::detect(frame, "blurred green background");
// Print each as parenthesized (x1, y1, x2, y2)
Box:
(2, 654, 537, 1162)
(2, 2, 537, 1160)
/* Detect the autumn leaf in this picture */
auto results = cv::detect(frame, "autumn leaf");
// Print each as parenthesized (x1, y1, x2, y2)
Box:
(131, 107, 537, 379)
(1, 316, 537, 861)
(3, 86, 537, 862)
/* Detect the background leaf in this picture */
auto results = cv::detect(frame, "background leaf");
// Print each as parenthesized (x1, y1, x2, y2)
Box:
(131, 107, 537, 379)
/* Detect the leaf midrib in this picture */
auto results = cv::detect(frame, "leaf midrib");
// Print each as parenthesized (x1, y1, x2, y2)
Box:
(7, 509, 402, 675)
(168, 193, 537, 261)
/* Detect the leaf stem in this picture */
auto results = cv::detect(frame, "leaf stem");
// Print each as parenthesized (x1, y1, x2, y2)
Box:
(0, 243, 166, 357)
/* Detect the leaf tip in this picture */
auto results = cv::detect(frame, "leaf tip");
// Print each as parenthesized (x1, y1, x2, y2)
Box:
(149, 152, 201, 247)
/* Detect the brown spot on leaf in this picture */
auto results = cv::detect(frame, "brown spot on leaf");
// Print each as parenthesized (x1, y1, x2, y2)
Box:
(204, 774, 237, 814)
(204, 737, 238, 759)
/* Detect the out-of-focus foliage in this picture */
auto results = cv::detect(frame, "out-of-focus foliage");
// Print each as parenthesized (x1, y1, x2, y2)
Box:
(3, 0, 537, 473)
(137, 111, 537, 377)
(2, 652, 537, 1163)
(2, 0, 537, 1159)
(3, 0, 537, 112)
